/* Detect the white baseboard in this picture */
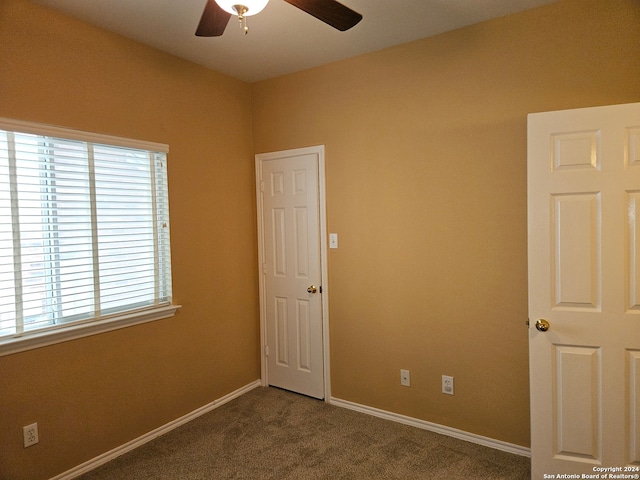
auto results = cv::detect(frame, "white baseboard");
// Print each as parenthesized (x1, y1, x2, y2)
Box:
(329, 396, 531, 458)
(51, 380, 262, 480)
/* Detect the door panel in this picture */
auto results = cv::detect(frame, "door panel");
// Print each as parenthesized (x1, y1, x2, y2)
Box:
(257, 147, 325, 399)
(528, 102, 640, 477)
(552, 192, 600, 309)
(553, 345, 601, 461)
(627, 191, 640, 311)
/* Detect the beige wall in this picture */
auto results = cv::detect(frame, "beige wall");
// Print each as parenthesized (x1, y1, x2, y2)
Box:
(251, 0, 640, 448)
(1, 0, 640, 478)
(0, 1, 260, 479)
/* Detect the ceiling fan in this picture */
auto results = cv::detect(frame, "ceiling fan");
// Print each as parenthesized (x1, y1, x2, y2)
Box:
(195, 0, 363, 36)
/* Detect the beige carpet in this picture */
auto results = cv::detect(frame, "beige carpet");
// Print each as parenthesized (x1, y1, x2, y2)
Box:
(78, 386, 530, 479)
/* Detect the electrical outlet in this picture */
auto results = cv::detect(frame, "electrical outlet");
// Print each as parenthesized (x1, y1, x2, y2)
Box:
(442, 375, 454, 395)
(23, 423, 39, 448)
(400, 369, 410, 387)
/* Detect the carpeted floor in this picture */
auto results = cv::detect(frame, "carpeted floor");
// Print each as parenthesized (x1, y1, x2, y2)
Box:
(78, 386, 530, 479)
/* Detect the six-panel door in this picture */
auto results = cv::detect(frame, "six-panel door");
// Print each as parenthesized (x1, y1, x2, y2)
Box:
(528, 103, 640, 477)
(258, 148, 324, 399)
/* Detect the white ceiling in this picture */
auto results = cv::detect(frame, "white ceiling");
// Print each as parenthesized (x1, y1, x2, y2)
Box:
(31, 0, 558, 83)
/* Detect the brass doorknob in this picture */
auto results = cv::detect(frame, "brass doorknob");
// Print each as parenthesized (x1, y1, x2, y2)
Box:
(307, 285, 318, 294)
(535, 319, 550, 332)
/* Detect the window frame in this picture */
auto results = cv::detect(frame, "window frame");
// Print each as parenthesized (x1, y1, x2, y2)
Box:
(0, 118, 179, 356)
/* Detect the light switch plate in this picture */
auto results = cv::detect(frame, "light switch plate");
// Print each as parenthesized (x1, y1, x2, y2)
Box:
(329, 233, 338, 249)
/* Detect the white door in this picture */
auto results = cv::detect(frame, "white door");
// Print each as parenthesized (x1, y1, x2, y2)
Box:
(528, 102, 640, 477)
(256, 146, 326, 399)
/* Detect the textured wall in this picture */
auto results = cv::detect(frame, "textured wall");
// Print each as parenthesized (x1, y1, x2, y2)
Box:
(251, 0, 640, 449)
(0, 1, 260, 479)
(2, 0, 640, 478)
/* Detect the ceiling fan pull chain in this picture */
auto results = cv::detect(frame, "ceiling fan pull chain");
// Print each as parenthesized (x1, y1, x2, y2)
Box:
(241, 15, 248, 34)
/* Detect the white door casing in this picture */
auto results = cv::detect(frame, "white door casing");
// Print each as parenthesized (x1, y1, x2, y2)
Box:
(255, 146, 329, 400)
(528, 103, 640, 477)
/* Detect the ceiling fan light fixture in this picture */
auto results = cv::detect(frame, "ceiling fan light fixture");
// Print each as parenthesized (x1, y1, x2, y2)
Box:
(214, 0, 269, 17)
(196, 0, 362, 38)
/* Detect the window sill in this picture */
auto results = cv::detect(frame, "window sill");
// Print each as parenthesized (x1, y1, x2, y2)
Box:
(0, 304, 181, 357)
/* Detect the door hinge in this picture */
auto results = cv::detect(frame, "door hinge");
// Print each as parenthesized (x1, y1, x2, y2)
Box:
(265, 345, 269, 357)
(260, 181, 265, 192)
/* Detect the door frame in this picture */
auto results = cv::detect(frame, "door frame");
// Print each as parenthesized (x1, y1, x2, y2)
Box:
(255, 145, 331, 401)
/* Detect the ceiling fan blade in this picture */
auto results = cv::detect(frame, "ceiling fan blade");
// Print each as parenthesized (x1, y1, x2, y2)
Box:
(195, 0, 232, 37)
(284, 0, 362, 31)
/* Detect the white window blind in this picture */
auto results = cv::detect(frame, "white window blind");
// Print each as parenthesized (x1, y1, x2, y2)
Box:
(0, 119, 175, 353)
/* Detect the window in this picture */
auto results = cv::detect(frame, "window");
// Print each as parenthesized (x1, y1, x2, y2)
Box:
(0, 118, 177, 355)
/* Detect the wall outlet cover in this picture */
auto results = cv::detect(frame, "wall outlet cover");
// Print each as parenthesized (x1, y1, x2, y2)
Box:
(23, 423, 39, 448)
(442, 375, 454, 395)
